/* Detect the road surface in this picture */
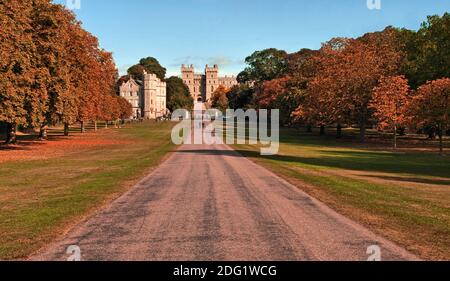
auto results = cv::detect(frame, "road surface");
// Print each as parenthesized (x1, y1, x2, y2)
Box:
(32, 141, 417, 261)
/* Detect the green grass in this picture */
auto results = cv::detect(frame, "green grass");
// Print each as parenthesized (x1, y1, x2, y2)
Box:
(0, 121, 175, 260)
(233, 128, 450, 260)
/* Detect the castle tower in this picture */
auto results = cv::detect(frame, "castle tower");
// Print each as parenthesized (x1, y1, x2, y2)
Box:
(181, 64, 195, 97)
(143, 70, 167, 119)
(205, 64, 219, 102)
(143, 70, 153, 119)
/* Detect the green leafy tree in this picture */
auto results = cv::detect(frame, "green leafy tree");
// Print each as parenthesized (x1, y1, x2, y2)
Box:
(237, 48, 288, 84)
(166, 76, 193, 112)
(128, 57, 166, 81)
(127, 64, 146, 81)
(401, 13, 450, 88)
(227, 85, 255, 110)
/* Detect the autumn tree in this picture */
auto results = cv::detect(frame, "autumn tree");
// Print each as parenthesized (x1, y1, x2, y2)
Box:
(293, 39, 352, 136)
(75, 29, 103, 134)
(258, 77, 289, 108)
(118, 96, 133, 120)
(211, 85, 230, 113)
(109, 96, 121, 128)
(258, 76, 302, 126)
(0, 0, 35, 143)
(409, 78, 450, 154)
(301, 29, 405, 141)
(33, 4, 81, 137)
(370, 76, 410, 149)
(286, 48, 322, 130)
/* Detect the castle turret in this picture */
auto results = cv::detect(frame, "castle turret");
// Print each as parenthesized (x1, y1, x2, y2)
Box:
(205, 64, 219, 102)
(181, 64, 197, 100)
(143, 71, 167, 119)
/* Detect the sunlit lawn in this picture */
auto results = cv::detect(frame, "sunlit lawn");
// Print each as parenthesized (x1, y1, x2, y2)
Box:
(0, 121, 175, 260)
(233, 128, 450, 260)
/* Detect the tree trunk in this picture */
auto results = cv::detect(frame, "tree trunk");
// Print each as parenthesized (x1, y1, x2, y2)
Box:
(319, 125, 325, 136)
(359, 121, 366, 142)
(80, 121, 86, 133)
(39, 124, 48, 140)
(64, 123, 69, 136)
(306, 124, 312, 133)
(439, 128, 444, 155)
(336, 123, 342, 139)
(393, 125, 397, 150)
(5, 123, 17, 144)
(94, 121, 98, 132)
(105, 121, 108, 129)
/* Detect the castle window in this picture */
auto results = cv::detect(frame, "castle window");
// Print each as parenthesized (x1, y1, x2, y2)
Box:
(211, 85, 214, 92)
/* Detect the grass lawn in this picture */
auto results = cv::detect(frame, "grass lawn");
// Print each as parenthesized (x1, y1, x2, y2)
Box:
(233, 128, 450, 260)
(0, 121, 175, 260)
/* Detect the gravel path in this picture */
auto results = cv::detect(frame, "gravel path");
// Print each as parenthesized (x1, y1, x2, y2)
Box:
(32, 139, 417, 261)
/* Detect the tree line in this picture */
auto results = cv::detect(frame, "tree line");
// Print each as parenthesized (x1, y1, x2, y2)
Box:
(215, 13, 450, 153)
(0, 0, 132, 144)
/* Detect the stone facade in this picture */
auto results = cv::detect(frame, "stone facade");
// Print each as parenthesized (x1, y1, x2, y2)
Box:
(119, 77, 142, 119)
(119, 71, 167, 119)
(181, 64, 238, 103)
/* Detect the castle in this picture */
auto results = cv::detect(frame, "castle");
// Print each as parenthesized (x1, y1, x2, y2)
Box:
(119, 70, 167, 119)
(181, 64, 238, 103)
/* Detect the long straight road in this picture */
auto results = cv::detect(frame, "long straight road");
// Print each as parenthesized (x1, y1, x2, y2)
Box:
(33, 137, 417, 261)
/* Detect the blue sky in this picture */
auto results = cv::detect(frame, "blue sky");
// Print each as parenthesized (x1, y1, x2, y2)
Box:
(54, 0, 450, 77)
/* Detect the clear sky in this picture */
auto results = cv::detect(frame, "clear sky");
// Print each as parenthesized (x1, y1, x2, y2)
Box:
(53, 0, 450, 77)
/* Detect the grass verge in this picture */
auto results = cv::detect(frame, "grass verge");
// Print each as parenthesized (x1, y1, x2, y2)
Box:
(0, 121, 175, 260)
(233, 129, 450, 260)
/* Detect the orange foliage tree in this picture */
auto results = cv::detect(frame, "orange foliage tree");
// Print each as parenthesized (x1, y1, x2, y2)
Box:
(0, 0, 35, 143)
(211, 85, 230, 113)
(296, 29, 404, 140)
(118, 96, 133, 121)
(370, 75, 410, 149)
(1, 0, 127, 141)
(258, 76, 290, 108)
(292, 39, 350, 136)
(409, 78, 450, 154)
